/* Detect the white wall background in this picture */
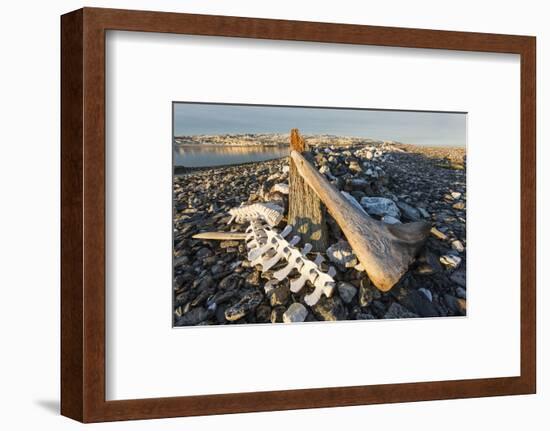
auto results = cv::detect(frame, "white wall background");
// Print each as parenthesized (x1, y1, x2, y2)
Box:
(0, 0, 546, 429)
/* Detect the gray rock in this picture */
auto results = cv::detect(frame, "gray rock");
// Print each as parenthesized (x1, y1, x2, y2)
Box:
(418, 288, 433, 302)
(450, 268, 466, 287)
(283, 303, 308, 323)
(271, 305, 286, 323)
(195, 247, 213, 259)
(444, 294, 466, 316)
(327, 240, 358, 268)
(337, 282, 357, 304)
(348, 160, 362, 173)
(220, 240, 240, 248)
(176, 307, 208, 326)
(356, 312, 376, 320)
(269, 285, 291, 306)
(382, 215, 401, 224)
(224, 291, 263, 321)
(358, 279, 379, 307)
(255, 305, 271, 323)
(417, 207, 430, 218)
(456, 287, 466, 299)
(384, 303, 419, 319)
(430, 227, 448, 240)
(312, 296, 347, 321)
(396, 201, 421, 221)
(451, 240, 465, 253)
(218, 273, 240, 290)
(392, 286, 439, 317)
(360, 197, 401, 219)
(440, 254, 462, 269)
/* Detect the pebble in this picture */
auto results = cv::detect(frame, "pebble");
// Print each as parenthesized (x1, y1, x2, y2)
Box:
(176, 307, 208, 326)
(451, 240, 465, 253)
(360, 197, 401, 219)
(396, 201, 421, 221)
(283, 303, 308, 323)
(431, 227, 448, 240)
(382, 215, 401, 224)
(327, 240, 358, 268)
(440, 254, 462, 269)
(418, 288, 433, 302)
(224, 291, 263, 321)
(195, 247, 213, 259)
(337, 282, 357, 304)
(384, 303, 419, 319)
(312, 296, 347, 321)
(269, 285, 291, 306)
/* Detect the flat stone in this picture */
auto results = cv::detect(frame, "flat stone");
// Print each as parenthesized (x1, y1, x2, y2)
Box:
(392, 286, 439, 317)
(456, 287, 466, 299)
(224, 291, 263, 321)
(327, 240, 358, 268)
(417, 207, 430, 218)
(384, 303, 419, 319)
(175, 307, 208, 326)
(269, 285, 291, 306)
(396, 201, 421, 221)
(283, 303, 308, 323)
(220, 240, 240, 248)
(360, 197, 401, 219)
(451, 192, 462, 200)
(195, 247, 213, 259)
(452, 202, 466, 210)
(418, 288, 433, 302)
(271, 305, 286, 323)
(450, 268, 467, 287)
(255, 305, 271, 323)
(312, 296, 347, 321)
(451, 240, 465, 253)
(337, 282, 357, 304)
(218, 273, 240, 290)
(382, 215, 401, 224)
(431, 227, 448, 240)
(440, 254, 462, 269)
(444, 294, 467, 316)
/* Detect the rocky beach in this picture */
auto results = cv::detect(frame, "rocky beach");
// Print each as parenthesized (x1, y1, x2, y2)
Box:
(173, 141, 466, 326)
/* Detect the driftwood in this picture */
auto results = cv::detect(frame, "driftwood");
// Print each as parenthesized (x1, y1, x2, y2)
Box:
(290, 150, 431, 292)
(288, 129, 328, 252)
(192, 232, 248, 241)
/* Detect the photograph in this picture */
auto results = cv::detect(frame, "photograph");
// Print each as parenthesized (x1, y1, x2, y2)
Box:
(172, 103, 467, 326)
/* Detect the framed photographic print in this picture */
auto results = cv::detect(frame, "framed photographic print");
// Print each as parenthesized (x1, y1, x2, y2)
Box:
(61, 7, 536, 422)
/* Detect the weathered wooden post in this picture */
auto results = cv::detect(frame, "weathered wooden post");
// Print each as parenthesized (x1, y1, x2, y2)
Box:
(288, 128, 328, 252)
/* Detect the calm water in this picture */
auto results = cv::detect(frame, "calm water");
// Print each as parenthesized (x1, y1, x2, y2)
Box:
(174, 145, 289, 167)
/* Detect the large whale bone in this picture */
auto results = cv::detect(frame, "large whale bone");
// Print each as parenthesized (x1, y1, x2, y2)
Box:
(228, 202, 284, 227)
(290, 150, 431, 292)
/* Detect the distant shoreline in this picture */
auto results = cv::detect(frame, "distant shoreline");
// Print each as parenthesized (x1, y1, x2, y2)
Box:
(173, 157, 287, 175)
(175, 143, 288, 148)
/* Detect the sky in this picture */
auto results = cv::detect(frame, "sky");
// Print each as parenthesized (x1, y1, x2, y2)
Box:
(173, 103, 467, 147)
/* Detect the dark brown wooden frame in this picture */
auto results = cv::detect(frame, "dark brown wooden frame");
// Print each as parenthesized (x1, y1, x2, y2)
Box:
(61, 7, 536, 423)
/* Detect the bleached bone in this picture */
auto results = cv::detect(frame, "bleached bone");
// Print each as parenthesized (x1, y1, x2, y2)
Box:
(291, 150, 431, 292)
(228, 202, 284, 227)
(245, 222, 335, 305)
(271, 183, 289, 194)
(192, 232, 247, 240)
